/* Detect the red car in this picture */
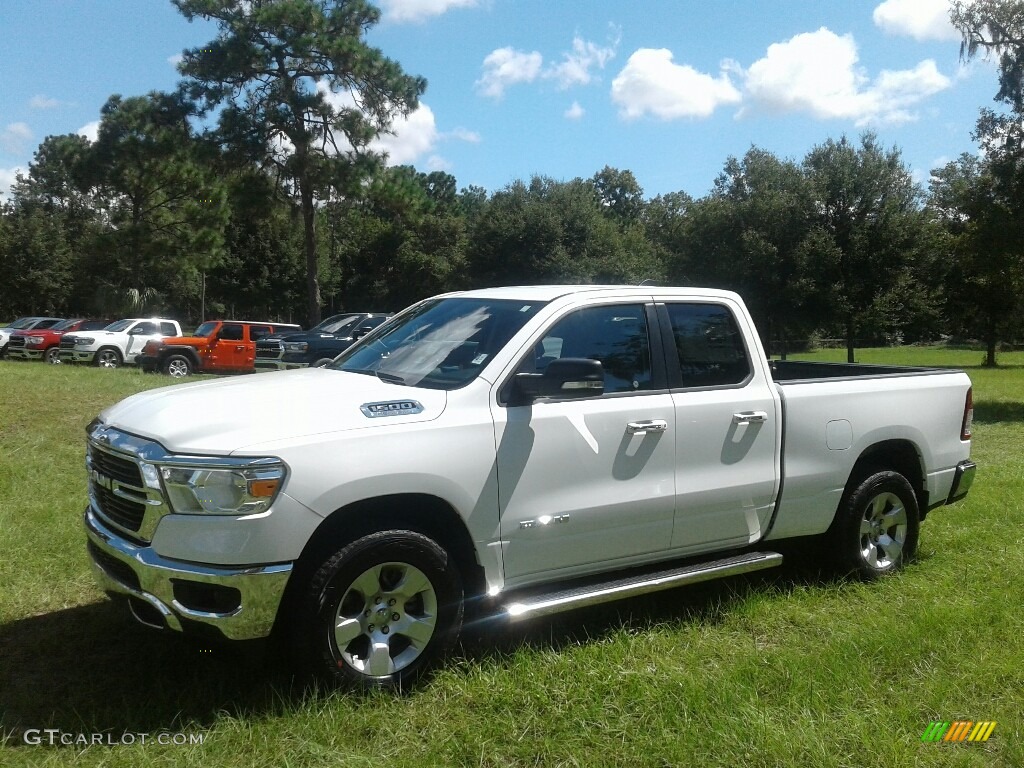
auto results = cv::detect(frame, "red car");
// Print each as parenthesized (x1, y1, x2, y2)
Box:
(8, 319, 113, 364)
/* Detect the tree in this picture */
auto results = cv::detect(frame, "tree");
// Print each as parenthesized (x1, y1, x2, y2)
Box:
(802, 134, 926, 362)
(173, 0, 427, 326)
(89, 92, 229, 312)
(952, 0, 1024, 111)
(929, 154, 1024, 365)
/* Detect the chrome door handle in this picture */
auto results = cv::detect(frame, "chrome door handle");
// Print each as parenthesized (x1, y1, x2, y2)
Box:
(626, 420, 668, 435)
(733, 411, 768, 425)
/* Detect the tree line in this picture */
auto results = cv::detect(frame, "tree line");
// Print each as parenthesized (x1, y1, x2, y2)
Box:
(2, 0, 1023, 365)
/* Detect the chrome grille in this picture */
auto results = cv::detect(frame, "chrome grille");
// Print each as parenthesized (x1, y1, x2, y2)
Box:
(60, 337, 76, 349)
(89, 445, 142, 486)
(92, 484, 146, 532)
(8, 336, 26, 350)
(255, 343, 282, 359)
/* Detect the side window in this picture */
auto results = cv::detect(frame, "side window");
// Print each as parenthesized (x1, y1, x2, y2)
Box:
(220, 324, 244, 341)
(134, 322, 157, 335)
(250, 326, 272, 341)
(160, 322, 177, 336)
(533, 304, 653, 394)
(82, 320, 107, 331)
(665, 303, 750, 388)
(37, 319, 61, 330)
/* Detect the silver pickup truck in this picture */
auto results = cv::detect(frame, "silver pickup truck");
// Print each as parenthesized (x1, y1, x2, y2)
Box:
(82, 286, 976, 688)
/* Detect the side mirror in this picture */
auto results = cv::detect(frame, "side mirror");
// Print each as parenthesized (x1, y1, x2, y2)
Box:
(515, 357, 604, 401)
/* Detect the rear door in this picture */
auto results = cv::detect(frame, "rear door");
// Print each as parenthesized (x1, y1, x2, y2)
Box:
(492, 301, 678, 582)
(658, 300, 780, 551)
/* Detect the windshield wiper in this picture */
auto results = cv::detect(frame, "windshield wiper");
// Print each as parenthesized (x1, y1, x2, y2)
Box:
(374, 371, 406, 385)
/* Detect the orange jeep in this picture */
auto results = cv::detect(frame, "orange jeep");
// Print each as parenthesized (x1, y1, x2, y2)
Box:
(138, 320, 302, 377)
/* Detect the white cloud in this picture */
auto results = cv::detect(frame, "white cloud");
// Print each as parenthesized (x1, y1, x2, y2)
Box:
(476, 47, 544, 99)
(446, 127, 481, 143)
(0, 166, 25, 201)
(1, 122, 33, 153)
(168, 53, 184, 67)
(873, 0, 959, 41)
(372, 103, 440, 164)
(545, 34, 619, 89)
(379, 0, 478, 23)
(565, 101, 585, 120)
(426, 155, 452, 172)
(77, 121, 100, 142)
(741, 28, 951, 126)
(29, 95, 60, 110)
(611, 49, 741, 120)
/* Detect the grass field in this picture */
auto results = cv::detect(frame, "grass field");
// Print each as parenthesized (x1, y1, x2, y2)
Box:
(1, 349, 1021, 767)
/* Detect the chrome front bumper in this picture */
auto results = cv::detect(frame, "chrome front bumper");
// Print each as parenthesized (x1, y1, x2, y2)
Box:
(84, 507, 293, 641)
(59, 349, 96, 363)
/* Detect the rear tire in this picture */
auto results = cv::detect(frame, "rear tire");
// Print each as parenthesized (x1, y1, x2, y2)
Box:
(830, 470, 919, 580)
(163, 354, 192, 378)
(298, 530, 463, 690)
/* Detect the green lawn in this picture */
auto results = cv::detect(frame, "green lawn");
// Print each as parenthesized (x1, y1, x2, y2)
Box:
(1, 349, 1021, 767)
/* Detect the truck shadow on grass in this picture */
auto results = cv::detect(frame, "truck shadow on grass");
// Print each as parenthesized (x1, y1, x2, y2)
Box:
(0, 600, 300, 746)
(0, 550, 874, 742)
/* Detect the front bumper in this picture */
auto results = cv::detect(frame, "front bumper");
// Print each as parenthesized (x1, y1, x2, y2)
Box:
(84, 506, 293, 641)
(946, 460, 977, 504)
(8, 348, 44, 360)
(59, 349, 97, 363)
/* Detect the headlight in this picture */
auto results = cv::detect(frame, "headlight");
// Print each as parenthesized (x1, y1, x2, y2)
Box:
(75, 336, 95, 345)
(26, 336, 45, 346)
(161, 464, 285, 515)
(284, 342, 308, 354)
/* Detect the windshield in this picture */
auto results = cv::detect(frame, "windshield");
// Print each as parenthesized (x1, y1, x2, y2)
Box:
(10, 317, 40, 330)
(330, 297, 545, 390)
(105, 319, 133, 332)
(52, 318, 83, 331)
(320, 315, 364, 335)
(193, 321, 218, 337)
(312, 313, 361, 334)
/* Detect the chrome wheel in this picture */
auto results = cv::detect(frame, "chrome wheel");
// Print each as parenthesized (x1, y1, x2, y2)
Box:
(45, 347, 61, 364)
(859, 491, 908, 570)
(333, 561, 438, 677)
(96, 349, 121, 368)
(166, 358, 190, 378)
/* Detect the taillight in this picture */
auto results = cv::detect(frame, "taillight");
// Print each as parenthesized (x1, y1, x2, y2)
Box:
(961, 387, 973, 441)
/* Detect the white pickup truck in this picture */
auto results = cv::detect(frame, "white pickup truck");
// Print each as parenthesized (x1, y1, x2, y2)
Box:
(59, 318, 182, 367)
(82, 286, 976, 688)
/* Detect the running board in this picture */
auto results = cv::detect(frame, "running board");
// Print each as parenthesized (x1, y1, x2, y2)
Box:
(503, 551, 783, 622)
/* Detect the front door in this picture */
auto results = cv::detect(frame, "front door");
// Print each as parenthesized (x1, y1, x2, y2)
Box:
(493, 303, 677, 583)
(209, 323, 248, 372)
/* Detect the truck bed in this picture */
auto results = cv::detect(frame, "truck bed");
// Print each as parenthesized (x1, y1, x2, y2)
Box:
(769, 359, 958, 383)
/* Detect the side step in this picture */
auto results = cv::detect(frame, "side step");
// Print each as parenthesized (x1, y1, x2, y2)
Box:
(503, 551, 783, 622)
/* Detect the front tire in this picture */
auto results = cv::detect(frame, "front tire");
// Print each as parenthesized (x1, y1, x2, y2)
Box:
(94, 348, 122, 368)
(163, 354, 192, 378)
(45, 347, 61, 364)
(830, 470, 919, 580)
(300, 530, 463, 690)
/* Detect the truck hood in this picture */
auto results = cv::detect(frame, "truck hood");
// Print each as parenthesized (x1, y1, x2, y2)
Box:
(98, 368, 447, 455)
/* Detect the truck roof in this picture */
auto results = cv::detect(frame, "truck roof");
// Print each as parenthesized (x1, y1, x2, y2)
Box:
(443, 285, 744, 302)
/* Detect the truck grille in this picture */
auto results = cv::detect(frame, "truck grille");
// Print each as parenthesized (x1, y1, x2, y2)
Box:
(255, 343, 282, 359)
(89, 445, 143, 486)
(92, 484, 147, 532)
(60, 337, 77, 349)
(8, 336, 26, 350)
(86, 432, 168, 543)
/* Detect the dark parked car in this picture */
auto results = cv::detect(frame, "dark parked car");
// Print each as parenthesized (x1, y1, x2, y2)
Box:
(255, 312, 390, 370)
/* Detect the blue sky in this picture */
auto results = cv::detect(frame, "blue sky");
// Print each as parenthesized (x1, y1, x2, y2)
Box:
(0, 0, 1003, 202)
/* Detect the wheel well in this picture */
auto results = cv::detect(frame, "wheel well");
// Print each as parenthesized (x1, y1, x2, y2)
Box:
(96, 345, 122, 359)
(273, 494, 485, 636)
(847, 439, 926, 511)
